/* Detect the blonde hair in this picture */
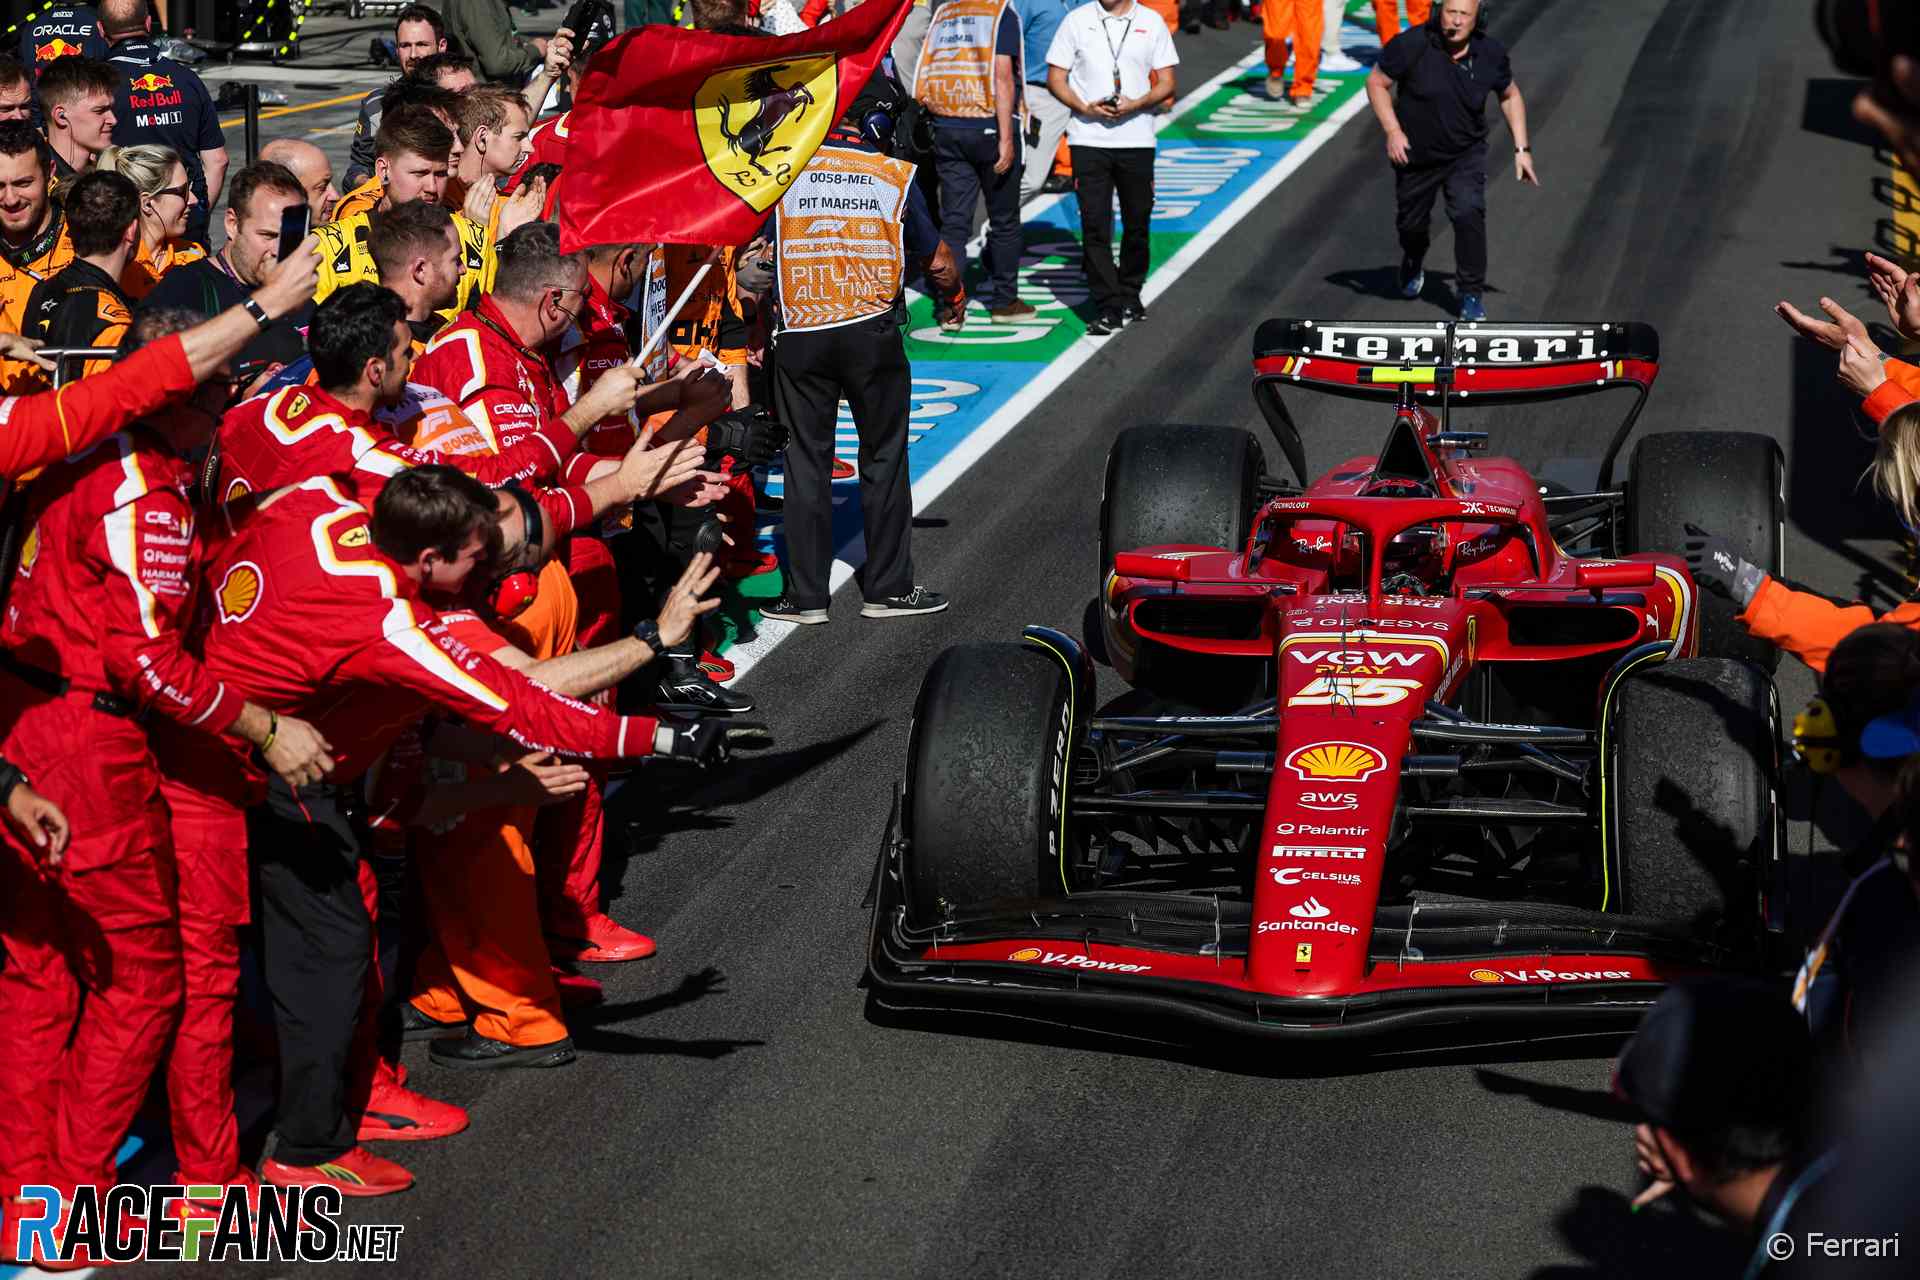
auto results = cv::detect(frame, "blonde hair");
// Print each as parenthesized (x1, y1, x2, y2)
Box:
(1873, 401, 1920, 532)
(95, 143, 184, 198)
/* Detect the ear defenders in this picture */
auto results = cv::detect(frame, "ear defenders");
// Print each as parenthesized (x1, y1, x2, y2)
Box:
(1792, 696, 1845, 775)
(488, 485, 545, 620)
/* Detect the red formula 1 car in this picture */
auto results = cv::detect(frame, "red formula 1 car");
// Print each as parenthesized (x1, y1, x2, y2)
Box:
(867, 320, 1791, 1042)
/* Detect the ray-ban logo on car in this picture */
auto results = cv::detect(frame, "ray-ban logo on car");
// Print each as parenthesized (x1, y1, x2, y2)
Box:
(1284, 741, 1387, 781)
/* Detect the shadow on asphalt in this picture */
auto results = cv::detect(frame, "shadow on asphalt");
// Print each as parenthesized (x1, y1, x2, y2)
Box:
(571, 967, 765, 1059)
(1529, 1185, 1747, 1279)
(861, 994, 1632, 1081)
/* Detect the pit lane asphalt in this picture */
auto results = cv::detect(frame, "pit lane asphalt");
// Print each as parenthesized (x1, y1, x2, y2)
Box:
(215, 3, 1886, 1276)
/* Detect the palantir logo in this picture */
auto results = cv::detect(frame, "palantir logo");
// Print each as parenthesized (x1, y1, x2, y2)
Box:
(1289, 897, 1331, 919)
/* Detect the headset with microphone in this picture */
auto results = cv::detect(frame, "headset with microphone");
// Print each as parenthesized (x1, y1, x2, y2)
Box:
(487, 485, 546, 620)
(1793, 691, 1920, 774)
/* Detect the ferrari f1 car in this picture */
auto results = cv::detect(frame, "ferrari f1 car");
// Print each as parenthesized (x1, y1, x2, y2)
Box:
(867, 320, 1790, 1041)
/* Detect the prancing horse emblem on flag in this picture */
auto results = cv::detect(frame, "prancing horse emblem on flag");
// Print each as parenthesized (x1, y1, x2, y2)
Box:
(695, 55, 837, 213)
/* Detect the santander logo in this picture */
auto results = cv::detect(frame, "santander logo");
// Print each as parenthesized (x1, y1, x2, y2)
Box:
(1289, 897, 1332, 919)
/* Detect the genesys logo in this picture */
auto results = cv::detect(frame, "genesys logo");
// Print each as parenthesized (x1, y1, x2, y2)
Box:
(1467, 967, 1634, 984)
(1271, 866, 1361, 886)
(1297, 789, 1359, 811)
(1257, 918, 1359, 937)
(1270, 843, 1367, 860)
(1008, 947, 1151, 974)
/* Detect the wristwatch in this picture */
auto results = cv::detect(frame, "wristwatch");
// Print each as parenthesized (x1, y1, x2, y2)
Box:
(632, 617, 663, 656)
(1515, 146, 1531, 153)
(241, 297, 272, 329)
(0, 755, 27, 807)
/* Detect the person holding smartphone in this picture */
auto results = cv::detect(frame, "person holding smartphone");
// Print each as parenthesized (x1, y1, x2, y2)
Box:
(1044, 0, 1177, 336)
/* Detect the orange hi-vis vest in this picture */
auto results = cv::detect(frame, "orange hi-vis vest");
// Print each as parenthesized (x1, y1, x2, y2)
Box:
(915, 0, 1016, 119)
(775, 146, 915, 333)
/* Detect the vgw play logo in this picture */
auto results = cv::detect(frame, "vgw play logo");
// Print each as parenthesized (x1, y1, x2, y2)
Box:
(10, 1182, 404, 1265)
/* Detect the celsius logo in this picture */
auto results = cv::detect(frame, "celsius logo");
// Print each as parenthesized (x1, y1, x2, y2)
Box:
(1271, 867, 1361, 886)
(1299, 791, 1359, 811)
(1007, 947, 1152, 974)
(1289, 897, 1331, 919)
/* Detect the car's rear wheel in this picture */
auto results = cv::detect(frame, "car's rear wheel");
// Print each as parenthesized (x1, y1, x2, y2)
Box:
(1605, 656, 1775, 950)
(1625, 431, 1784, 671)
(903, 643, 1074, 925)
(1100, 424, 1265, 706)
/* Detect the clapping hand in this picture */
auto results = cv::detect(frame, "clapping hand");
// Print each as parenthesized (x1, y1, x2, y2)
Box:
(1866, 251, 1920, 343)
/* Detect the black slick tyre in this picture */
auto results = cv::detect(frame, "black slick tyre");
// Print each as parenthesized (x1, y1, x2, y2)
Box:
(1605, 656, 1774, 948)
(903, 643, 1073, 925)
(1625, 431, 1784, 671)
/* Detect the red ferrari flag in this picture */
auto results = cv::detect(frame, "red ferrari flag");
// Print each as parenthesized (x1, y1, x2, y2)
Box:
(558, 0, 914, 251)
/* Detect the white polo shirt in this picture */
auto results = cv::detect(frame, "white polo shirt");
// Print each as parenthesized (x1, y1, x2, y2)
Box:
(1044, 0, 1178, 150)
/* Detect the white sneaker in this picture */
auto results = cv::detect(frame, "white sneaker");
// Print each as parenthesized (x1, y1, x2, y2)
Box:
(1320, 49, 1363, 72)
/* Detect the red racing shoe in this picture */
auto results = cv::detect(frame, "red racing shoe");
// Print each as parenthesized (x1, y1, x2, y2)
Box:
(553, 967, 605, 1007)
(261, 1146, 413, 1198)
(698, 648, 736, 683)
(549, 912, 657, 963)
(355, 1077, 470, 1143)
(832, 456, 855, 480)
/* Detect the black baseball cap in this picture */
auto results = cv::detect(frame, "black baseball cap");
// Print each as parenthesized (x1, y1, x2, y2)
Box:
(1612, 978, 1813, 1132)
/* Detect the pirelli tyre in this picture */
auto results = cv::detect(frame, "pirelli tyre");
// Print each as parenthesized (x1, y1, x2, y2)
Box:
(1625, 431, 1784, 672)
(1604, 656, 1775, 948)
(1099, 424, 1265, 705)
(903, 643, 1074, 925)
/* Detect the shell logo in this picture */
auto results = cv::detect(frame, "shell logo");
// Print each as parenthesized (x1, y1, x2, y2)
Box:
(1468, 968, 1503, 984)
(1009, 948, 1042, 962)
(217, 560, 263, 623)
(1285, 741, 1387, 782)
(17, 524, 37, 577)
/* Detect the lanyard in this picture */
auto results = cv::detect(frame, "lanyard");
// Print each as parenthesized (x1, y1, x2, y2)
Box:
(1739, 1151, 1838, 1280)
(1100, 9, 1132, 95)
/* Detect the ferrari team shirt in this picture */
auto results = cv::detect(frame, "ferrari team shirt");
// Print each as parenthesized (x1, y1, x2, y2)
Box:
(1046, 0, 1177, 149)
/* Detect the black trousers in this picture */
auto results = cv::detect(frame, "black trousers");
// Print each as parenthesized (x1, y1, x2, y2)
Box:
(772, 311, 915, 610)
(933, 125, 1024, 311)
(1394, 141, 1489, 295)
(251, 779, 370, 1167)
(1071, 145, 1156, 313)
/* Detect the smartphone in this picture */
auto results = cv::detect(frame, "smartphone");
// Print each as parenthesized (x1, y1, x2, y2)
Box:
(276, 204, 310, 263)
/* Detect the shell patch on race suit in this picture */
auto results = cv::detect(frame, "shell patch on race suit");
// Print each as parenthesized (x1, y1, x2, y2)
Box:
(217, 560, 263, 623)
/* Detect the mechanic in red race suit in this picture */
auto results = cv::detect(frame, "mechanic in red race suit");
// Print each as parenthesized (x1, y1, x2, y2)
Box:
(192, 466, 728, 1198)
(214, 282, 614, 503)
(0, 310, 334, 1253)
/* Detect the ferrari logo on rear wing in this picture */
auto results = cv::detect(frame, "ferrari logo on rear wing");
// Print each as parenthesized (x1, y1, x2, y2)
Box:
(1250, 318, 1662, 492)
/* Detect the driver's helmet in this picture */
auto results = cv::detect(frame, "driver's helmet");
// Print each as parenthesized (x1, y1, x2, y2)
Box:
(1360, 477, 1446, 590)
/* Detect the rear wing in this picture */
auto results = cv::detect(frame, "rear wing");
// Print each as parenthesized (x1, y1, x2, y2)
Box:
(1250, 320, 1660, 489)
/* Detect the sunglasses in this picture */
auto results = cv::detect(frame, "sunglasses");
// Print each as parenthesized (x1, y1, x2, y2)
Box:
(150, 182, 192, 203)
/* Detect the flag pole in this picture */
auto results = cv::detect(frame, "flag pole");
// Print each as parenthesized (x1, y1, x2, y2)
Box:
(630, 261, 715, 371)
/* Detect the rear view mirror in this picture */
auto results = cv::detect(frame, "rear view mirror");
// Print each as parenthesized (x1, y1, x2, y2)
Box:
(1575, 560, 1658, 591)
